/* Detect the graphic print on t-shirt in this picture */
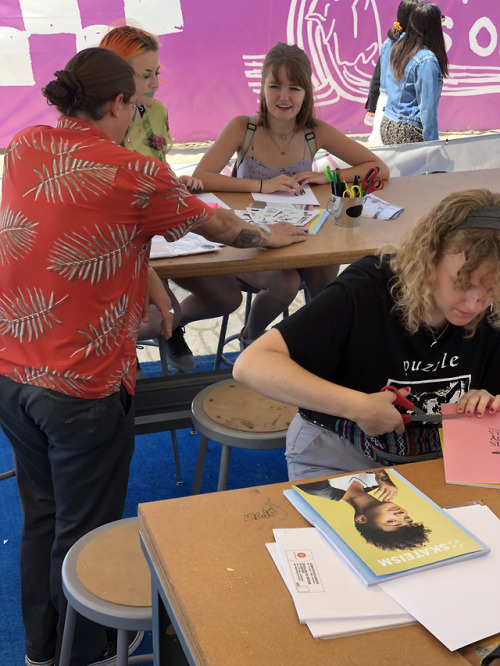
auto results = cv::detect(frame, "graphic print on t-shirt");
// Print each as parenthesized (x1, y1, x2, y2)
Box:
(386, 375, 471, 416)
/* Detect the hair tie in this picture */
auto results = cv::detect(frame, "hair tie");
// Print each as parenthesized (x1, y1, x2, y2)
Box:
(393, 21, 403, 33)
(456, 207, 500, 230)
(54, 69, 85, 106)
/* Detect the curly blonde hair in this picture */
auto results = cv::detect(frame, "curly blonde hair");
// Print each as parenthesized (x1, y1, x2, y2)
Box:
(379, 189, 500, 337)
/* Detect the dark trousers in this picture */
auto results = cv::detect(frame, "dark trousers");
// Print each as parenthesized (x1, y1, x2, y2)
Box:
(0, 377, 135, 665)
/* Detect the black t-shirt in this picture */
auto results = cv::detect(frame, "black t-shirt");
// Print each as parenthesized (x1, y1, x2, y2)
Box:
(275, 256, 500, 464)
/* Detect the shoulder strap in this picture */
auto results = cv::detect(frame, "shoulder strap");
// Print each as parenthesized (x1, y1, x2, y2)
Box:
(304, 128, 317, 160)
(232, 116, 258, 176)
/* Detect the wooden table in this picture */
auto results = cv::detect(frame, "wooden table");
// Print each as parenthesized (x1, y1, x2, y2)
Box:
(139, 459, 500, 665)
(136, 169, 499, 434)
(150, 169, 500, 279)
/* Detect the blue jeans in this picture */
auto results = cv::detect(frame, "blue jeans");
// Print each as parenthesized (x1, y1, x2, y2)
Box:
(0, 377, 135, 666)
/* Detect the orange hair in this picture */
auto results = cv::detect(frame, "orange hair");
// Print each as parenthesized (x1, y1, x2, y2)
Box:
(99, 26, 159, 60)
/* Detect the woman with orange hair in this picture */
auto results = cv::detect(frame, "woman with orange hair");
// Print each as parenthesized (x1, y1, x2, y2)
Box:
(100, 26, 242, 370)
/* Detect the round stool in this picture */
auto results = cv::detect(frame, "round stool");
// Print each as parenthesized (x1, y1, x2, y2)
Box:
(191, 379, 297, 493)
(59, 517, 153, 666)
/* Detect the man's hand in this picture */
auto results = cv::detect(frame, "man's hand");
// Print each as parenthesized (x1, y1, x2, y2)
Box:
(143, 268, 174, 339)
(197, 209, 307, 249)
(264, 221, 308, 248)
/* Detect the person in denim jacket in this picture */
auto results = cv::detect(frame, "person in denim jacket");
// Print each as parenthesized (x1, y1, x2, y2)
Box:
(381, 3, 449, 144)
(364, 0, 422, 127)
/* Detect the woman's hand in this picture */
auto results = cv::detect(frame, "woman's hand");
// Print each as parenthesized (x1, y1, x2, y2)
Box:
(180, 175, 203, 193)
(262, 174, 304, 195)
(457, 389, 500, 417)
(295, 170, 329, 186)
(351, 389, 411, 436)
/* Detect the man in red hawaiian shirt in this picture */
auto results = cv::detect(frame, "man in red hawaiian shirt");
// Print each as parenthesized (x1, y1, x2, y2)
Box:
(0, 47, 305, 666)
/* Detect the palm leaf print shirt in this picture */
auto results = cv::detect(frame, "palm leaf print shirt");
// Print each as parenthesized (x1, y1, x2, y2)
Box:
(0, 117, 211, 398)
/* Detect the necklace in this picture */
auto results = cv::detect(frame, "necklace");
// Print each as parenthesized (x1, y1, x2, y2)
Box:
(268, 127, 295, 140)
(429, 322, 450, 348)
(266, 128, 295, 155)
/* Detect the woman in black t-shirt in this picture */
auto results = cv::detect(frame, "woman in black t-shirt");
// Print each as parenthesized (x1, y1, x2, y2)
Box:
(234, 189, 500, 479)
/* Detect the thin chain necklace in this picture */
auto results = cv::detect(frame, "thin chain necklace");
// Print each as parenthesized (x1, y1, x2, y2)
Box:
(429, 322, 450, 348)
(268, 127, 295, 140)
(266, 128, 295, 155)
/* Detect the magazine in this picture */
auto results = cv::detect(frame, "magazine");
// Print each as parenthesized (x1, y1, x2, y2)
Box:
(283, 468, 489, 585)
(441, 405, 500, 488)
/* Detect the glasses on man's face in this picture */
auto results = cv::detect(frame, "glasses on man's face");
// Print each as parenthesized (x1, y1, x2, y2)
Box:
(127, 102, 138, 121)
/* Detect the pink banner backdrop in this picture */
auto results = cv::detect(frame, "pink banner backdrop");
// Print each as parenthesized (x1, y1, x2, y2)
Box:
(1, 0, 500, 147)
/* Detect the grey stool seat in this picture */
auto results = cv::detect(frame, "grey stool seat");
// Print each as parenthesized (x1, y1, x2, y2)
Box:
(59, 517, 153, 666)
(191, 379, 297, 493)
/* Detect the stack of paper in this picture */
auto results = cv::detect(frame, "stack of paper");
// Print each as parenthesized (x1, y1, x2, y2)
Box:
(267, 527, 414, 639)
(235, 204, 326, 234)
(245, 203, 318, 228)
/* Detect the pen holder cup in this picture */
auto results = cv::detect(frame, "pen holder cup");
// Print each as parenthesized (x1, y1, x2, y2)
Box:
(326, 195, 366, 227)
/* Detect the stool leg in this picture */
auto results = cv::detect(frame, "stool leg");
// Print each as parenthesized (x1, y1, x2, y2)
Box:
(59, 604, 77, 666)
(116, 629, 129, 666)
(170, 430, 183, 486)
(157, 337, 170, 376)
(217, 445, 232, 492)
(214, 315, 229, 370)
(192, 435, 209, 494)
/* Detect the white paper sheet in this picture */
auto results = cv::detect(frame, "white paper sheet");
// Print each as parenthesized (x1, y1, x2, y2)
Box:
(149, 232, 222, 259)
(195, 192, 231, 209)
(252, 184, 320, 206)
(380, 504, 500, 651)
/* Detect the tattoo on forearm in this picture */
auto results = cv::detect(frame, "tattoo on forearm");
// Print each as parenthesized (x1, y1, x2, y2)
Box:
(230, 229, 267, 248)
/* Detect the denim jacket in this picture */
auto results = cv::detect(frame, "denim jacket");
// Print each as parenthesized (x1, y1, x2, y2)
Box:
(379, 37, 393, 95)
(383, 48, 443, 141)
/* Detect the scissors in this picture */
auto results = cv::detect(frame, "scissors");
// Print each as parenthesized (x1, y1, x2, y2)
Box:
(361, 166, 384, 194)
(380, 385, 470, 424)
(342, 185, 364, 198)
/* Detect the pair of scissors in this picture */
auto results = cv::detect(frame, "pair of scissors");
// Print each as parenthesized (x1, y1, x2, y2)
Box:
(361, 166, 384, 194)
(380, 385, 469, 424)
(342, 185, 364, 198)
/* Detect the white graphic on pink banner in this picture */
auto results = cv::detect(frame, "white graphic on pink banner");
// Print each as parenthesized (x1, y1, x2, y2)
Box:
(0, 0, 499, 146)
